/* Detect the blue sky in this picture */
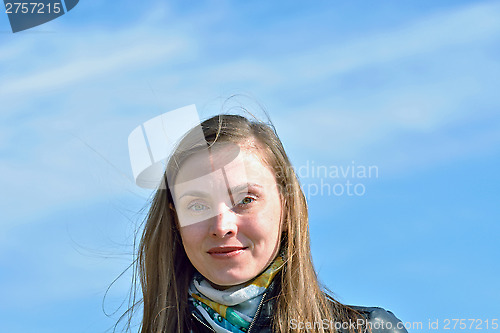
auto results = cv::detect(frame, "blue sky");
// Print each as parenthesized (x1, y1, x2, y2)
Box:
(1, 1, 499, 332)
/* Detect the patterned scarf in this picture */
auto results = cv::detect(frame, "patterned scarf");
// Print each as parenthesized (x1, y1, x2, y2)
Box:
(189, 255, 284, 333)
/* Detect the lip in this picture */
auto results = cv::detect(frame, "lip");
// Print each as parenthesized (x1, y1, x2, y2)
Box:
(207, 246, 248, 258)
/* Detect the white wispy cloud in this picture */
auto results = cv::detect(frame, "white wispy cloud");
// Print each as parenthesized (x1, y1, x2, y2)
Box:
(289, 1, 500, 80)
(1, 1, 499, 226)
(261, 1, 500, 167)
(0, 2, 498, 331)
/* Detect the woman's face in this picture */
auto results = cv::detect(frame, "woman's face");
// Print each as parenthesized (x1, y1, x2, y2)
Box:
(174, 143, 282, 288)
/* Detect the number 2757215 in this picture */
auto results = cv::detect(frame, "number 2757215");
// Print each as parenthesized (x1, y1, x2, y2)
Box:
(5, 2, 62, 14)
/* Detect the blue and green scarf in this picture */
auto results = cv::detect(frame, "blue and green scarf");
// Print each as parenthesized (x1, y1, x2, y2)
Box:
(189, 255, 284, 333)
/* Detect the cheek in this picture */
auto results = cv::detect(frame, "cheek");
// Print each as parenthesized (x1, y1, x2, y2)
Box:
(265, 195, 283, 233)
(179, 226, 203, 254)
(250, 210, 282, 245)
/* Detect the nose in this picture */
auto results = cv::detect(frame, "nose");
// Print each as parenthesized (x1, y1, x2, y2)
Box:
(209, 204, 238, 238)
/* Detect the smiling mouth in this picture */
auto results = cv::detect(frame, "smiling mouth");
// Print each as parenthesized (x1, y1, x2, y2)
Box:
(207, 246, 248, 257)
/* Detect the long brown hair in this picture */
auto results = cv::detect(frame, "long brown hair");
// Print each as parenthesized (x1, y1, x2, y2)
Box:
(134, 114, 364, 332)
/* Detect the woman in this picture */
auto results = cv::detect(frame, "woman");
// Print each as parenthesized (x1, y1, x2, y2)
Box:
(135, 114, 407, 333)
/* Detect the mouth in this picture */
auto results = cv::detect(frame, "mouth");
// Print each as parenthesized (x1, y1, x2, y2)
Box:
(207, 246, 248, 258)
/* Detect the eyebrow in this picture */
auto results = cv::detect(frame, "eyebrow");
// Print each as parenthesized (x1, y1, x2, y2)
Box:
(230, 183, 263, 193)
(178, 190, 211, 200)
(177, 183, 263, 200)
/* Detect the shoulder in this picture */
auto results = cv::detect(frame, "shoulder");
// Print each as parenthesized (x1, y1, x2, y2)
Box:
(347, 305, 408, 333)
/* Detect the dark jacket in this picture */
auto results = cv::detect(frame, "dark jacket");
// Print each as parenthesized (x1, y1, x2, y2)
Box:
(189, 278, 407, 333)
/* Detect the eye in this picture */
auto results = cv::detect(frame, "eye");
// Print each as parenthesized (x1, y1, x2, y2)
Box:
(232, 195, 257, 213)
(238, 196, 255, 205)
(187, 202, 210, 212)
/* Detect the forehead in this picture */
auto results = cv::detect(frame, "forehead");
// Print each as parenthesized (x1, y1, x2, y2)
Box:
(174, 143, 276, 188)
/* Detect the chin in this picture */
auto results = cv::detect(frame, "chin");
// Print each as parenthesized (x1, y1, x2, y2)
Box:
(209, 272, 252, 288)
